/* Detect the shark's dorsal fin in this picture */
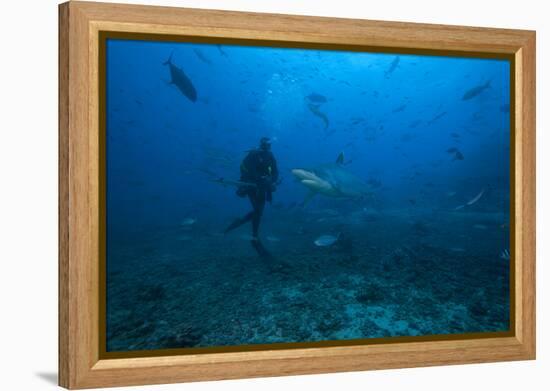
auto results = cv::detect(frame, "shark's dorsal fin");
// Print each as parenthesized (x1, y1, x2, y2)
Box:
(335, 152, 345, 165)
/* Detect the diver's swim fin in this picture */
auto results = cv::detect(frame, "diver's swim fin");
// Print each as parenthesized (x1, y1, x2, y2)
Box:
(250, 238, 271, 258)
(224, 217, 246, 234)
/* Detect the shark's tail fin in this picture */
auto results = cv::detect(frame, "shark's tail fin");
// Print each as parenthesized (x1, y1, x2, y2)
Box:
(163, 51, 174, 66)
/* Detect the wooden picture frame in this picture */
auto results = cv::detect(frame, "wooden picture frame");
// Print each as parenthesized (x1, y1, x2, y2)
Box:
(59, 1, 536, 389)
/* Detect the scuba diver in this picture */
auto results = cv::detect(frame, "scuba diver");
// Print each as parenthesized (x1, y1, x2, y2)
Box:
(224, 137, 279, 257)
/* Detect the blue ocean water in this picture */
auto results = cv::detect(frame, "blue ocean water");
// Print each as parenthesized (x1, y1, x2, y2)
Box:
(105, 39, 511, 352)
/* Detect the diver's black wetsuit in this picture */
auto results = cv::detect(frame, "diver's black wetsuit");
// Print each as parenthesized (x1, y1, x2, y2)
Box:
(224, 148, 278, 256)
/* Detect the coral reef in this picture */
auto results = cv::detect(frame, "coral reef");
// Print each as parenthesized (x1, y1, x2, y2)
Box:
(106, 210, 510, 351)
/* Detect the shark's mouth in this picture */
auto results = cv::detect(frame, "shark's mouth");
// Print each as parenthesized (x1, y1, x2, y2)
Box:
(291, 169, 332, 193)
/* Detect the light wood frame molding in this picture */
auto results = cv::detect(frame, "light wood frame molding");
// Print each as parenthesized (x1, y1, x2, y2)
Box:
(59, 1, 536, 389)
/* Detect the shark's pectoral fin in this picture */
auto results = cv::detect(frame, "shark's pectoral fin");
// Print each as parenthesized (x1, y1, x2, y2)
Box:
(302, 179, 331, 193)
(335, 152, 345, 165)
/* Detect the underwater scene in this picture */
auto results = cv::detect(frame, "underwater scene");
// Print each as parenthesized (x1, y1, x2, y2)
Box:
(105, 38, 511, 352)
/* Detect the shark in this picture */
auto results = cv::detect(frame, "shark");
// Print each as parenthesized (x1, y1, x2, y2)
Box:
(462, 80, 491, 101)
(307, 103, 330, 129)
(292, 152, 372, 203)
(164, 52, 197, 102)
(385, 56, 400, 78)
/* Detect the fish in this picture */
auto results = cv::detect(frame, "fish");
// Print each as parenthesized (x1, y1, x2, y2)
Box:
(462, 80, 491, 100)
(366, 178, 382, 188)
(314, 234, 339, 247)
(409, 119, 422, 128)
(392, 104, 407, 113)
(401, 133, 415, 142)
(210, 177, 257, 189)
(450, 132, 461, 139)
(306, 92, 327, 103)
(473, 224, 488, 230)
(446, 147, 464, 161)
(291, 152, 373, 202)
(216, 44, 228, 57)
(428, 111, 447, 125)
(307, 103, 330, 129)
(467, 189, 485, 205)
(454, 189, 485, 210)
(385, 56, 400, 78)
(500, 249, 510, 260)
(164, 52, 197, 102)
(193, 48, 212, 65)
(266, 236, 281, 242)
(180, 218, 196, 226)
(247, 103, 260, 113)
(450, 247, 466, 252)
(197, 166, 220, 178)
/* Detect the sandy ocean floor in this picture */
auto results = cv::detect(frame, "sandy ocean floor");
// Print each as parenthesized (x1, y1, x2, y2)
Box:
(106, 208, 510, 352)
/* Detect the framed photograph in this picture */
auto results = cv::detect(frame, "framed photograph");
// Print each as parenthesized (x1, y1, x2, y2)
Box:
(59, 1, 536, 389)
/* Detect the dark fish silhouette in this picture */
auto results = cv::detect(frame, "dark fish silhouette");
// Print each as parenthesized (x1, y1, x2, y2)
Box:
(385, 56, 400, 78)
(216, 44, 228, 57)
(193, 48, 212, 65)
(446, 147, 464, 161)
(306, 92, 327, 103)
(307, 103, 329, 129)
(164, 53, 197, 103)
(367, 178, 382, 188)
(392, 104, 406, 113)
(462, 80, 491, 100)
(401, 133, 414, 142)
(428, 111, 447, 125)
(409, 119, 422, 128)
